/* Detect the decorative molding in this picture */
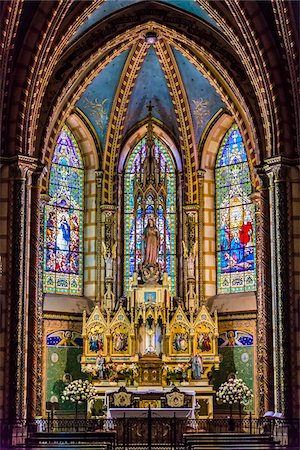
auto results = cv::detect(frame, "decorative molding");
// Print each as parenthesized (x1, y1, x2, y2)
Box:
(154, 39, 197, 203)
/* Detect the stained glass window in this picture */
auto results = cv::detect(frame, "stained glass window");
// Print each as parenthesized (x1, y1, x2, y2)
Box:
(124, 136, 176, 295)
(215, 125, 256, 293)
(43, 126, 84, 295)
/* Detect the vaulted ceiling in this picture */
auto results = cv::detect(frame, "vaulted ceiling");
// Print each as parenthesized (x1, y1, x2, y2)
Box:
(72, 0, 226, 151)
(1, 0, 298, 170)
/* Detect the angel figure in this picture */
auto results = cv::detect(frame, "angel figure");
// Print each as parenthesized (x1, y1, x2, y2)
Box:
(182, 240, 198, 278)
(102, 241, 117, 278)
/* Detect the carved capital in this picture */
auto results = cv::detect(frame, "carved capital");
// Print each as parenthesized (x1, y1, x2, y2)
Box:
(263, 156, 298, 184)
(4, 155, 40, 180)
(99, 204, 118, 219)
(95, 170, 104, 188)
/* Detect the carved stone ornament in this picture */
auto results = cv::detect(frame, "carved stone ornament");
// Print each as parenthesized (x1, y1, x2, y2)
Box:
(142, 263, 161, 283)
(166, 389, 185, 408)
(113, 389, 132, 407)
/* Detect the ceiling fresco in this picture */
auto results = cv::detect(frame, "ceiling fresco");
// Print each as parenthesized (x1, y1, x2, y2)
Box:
(70, 0, 219, 44)
(76, 49, 130, 150)
(122, 46, 179, 140)
(172, 48, 225, 145)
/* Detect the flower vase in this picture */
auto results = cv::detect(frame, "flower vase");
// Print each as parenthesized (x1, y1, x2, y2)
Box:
(228, 404, 234, 432)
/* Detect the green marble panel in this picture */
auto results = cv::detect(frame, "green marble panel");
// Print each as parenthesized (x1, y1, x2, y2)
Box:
(212, 346, 254, 414)
(46, 346, 87, 411)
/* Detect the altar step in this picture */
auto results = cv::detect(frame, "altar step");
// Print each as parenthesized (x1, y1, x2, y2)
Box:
(183, 432, 280, 450)
(25, 431, 115, 449)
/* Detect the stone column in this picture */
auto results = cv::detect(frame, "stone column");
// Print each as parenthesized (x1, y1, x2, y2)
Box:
(251, 170, 274, 416)
(26, 166, 44, 419)
(95, 171, 103, 304)
(183, 205, 199, 310)
(177, 172, 184, 299)
(36, 193, 50, 417)
(264, 158, 292, 417)
(197, 170, 205, 305)
(99, 204, 117, 309)
(8, 156, 37, 420)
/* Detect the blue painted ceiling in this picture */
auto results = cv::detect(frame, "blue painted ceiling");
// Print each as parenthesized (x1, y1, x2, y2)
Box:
(122, 46, 179, 140)
(75, 1, 225, 151)
(76, 49, 130, 150)
(173, 48, 225, 144)
(71, 0, 219, 44)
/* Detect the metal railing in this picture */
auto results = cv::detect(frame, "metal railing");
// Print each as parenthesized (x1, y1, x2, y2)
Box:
(0, 416, 299, 448)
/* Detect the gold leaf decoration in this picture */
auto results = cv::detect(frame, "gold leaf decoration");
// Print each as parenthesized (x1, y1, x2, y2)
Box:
(82, 98, 108, 130)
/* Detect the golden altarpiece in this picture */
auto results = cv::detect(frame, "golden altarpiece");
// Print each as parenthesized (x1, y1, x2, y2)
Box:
(81, 111, 219, 417)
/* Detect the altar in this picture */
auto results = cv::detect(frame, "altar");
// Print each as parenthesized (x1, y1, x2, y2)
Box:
(107, 408, 195, 419)
(80, 111, 220, 419)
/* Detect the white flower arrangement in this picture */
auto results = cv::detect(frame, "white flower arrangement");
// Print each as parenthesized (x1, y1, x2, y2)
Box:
(81, 364, 98, 377)
(216, 378, 253, 405)
(61, 379, 97, 404)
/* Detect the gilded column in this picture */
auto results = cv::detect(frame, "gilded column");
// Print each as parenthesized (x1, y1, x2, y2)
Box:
(26, 166, 44, 419)
(197, 169, 205, 306)
(95, 170, 103, 304)
(177, 172, 184, 299)
(265, 158, 292, 417)
(99, 205, 117, 309)
(251, 170, 274, 416)
(117, 172, 123, 300)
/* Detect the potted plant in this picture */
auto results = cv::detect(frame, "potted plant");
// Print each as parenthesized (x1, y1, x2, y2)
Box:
(216, 378, 253, 430)
(62, 379, 97, 422)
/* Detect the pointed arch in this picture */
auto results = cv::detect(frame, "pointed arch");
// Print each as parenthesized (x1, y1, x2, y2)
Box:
(215, 125, 257, 293)
(43, 125, 84, 295)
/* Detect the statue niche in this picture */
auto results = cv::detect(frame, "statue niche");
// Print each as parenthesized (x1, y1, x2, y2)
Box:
(142, 217, 161, 283)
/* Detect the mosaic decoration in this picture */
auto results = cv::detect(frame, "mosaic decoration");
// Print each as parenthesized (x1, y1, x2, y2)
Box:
(212, 327, 254, 413)
(46, 330, 85, 412)
(215, 125, 256, 293)
(44, 126, 84, 295)
(218, 330, 254, 347)
(124, 136, 176, 294)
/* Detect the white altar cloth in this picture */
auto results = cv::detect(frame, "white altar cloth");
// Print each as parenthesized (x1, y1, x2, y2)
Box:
(107, 407, 195, 419)
(104, 389, 196, 408)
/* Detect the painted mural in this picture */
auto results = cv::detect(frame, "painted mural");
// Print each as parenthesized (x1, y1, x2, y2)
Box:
(46, 330, 86, 412)
(212, 323, 255, 414)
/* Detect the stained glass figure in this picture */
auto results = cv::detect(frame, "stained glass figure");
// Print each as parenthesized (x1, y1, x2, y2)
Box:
(44, 126, 84, 295)
(124, 135, 176, 295)
(215, 125, 256, 293)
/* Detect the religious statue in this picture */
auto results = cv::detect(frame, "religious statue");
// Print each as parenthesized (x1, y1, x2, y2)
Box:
(182, 240, 197, 279)
(143, 217, 160, 265)
(102, 241, 117, 279)
(96, 352, 105, 380)
(192, 353, 203, 380)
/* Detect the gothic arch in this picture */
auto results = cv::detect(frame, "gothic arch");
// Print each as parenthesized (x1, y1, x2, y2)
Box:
(43, 116, 99, 300)
(36, 22, 264, 207)
(200, 111, 258, 299)
(118, 121, 183, 174)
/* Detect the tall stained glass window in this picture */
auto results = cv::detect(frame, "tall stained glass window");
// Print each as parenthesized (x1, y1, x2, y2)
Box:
(43, 126, 84, 295)
(215, 125, 256, 293)
(124, 136, 176, 295)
